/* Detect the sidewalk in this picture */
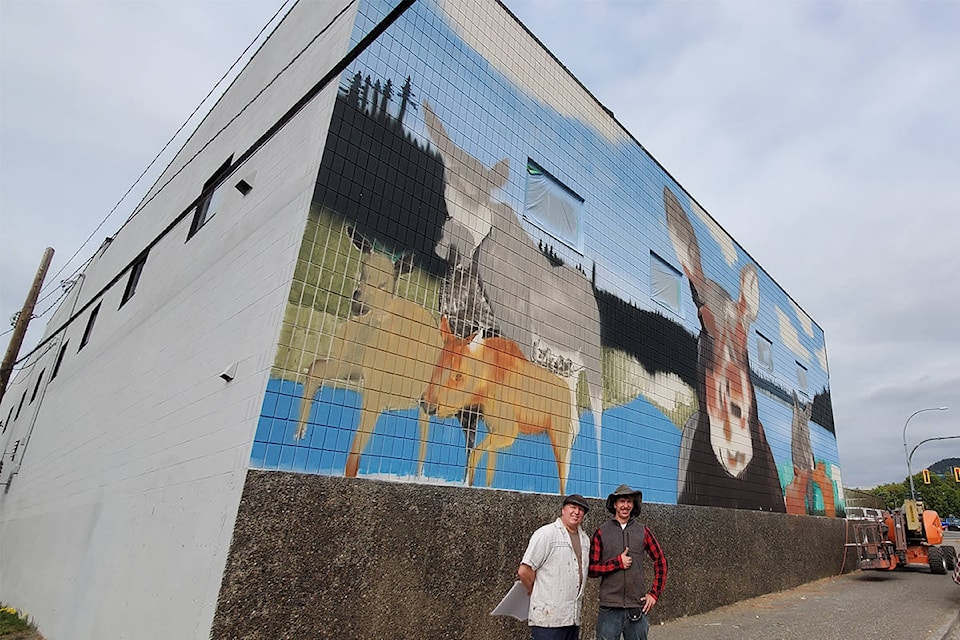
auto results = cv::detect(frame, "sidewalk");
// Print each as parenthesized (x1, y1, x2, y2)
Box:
(651, 568, 960, 640)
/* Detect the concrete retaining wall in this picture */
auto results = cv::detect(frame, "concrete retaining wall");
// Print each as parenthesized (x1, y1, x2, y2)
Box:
(213, 471, 848, 639)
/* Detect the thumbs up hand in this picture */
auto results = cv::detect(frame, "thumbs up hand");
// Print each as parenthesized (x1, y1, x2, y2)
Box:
(620, 547, 633, 569)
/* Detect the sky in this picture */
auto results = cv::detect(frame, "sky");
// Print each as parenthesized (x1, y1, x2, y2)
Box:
(1, 0, 958, 489)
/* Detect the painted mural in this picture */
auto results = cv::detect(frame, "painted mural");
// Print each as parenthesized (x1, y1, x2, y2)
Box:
(251, 0, 843, 516)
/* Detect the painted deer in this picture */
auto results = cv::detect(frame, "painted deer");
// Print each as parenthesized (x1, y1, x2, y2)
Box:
(420, 316, 575, 494)
(784, 392, 836, 516)
(295, 229, 442, 478)
(423, 101, 603, 457)
(664, 186, 786, 512)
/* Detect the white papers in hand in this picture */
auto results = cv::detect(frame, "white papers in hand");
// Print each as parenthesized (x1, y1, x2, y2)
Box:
(490, 580, 529, 620)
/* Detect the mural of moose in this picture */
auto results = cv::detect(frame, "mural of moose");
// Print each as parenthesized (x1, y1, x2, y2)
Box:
(422, 101, 603, 459)
(420, 316, 575, 494)
(294, 228, 442, 478)
(664, 186, 786, 512)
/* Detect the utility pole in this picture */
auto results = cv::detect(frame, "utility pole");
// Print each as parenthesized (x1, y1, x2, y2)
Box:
(0, 247, 55, 403)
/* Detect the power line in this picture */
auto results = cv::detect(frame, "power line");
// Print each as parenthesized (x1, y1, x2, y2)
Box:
(33, 0, 295, 305)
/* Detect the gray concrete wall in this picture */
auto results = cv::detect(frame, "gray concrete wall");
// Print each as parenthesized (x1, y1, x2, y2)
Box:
(212, 471, 848, 639)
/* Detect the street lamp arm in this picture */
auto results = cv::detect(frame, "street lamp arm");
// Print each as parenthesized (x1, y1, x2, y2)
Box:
(908, 435, 960, 468)
(901, 406, 948, 502)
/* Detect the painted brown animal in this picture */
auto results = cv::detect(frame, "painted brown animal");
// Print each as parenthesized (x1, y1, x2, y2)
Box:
(784, 393, 836, 516)
(295, 229, 442, 478)
(665, 186, 786, 511)
(420, 317, 575, 494)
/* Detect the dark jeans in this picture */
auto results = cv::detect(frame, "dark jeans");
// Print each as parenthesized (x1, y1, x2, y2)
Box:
(531, 625, 580, 640)
(596, 606, 649, 640)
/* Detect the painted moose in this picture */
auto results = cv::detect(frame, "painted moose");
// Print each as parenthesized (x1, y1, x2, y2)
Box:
(422, 101, 603, 456)
(664, 186, 786, 511)
(294, 228, 442, 478)
(420, 317, 575, 494)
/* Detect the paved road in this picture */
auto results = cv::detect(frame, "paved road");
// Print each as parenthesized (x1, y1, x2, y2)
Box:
(651, 535, 960, 640)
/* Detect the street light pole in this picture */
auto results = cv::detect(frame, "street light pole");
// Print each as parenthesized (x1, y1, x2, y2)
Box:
(902, 406, 948, 502)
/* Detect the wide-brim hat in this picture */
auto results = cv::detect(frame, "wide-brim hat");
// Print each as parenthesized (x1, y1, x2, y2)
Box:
(606, 484, 642, 515)
(562, 494, 590, 513)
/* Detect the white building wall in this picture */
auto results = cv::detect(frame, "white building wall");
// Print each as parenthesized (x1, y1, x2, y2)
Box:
(0, 1, 360, 638)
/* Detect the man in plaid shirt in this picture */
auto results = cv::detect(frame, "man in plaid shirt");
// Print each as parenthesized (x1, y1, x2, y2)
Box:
(588, 484, 667, 640)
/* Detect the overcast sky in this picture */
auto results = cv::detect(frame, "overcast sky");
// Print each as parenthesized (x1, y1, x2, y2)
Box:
(2, 0, 957, 489)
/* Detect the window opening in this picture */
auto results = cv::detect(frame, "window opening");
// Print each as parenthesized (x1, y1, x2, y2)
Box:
(30, 369, 45, 403)
(650, 252, 682, 313)
(14, 391, 26, 421)
(51, 341, 69, 381)
(187, 155, 234, 240)
(79, 302, 102, 351)
(796, 361, 808, 392)
(523, 159, 583, 250)
(756, 332, 774, 372)
(120, 251, 149, 307)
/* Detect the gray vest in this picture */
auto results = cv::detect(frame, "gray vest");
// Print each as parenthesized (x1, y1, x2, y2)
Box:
(596, 517, 647, 608)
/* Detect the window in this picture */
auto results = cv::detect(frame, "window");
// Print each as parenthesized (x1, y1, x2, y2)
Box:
(78, 302, 102, 351)
(29, 369, 45, 403)
(756, 332, 773, 372)
(51, 341, 69, 381)
(523, 159, 583, 250)
(796, 361, 808, 392)
(650, 252, 682, 313)
(120, 251, 148, 307)
(14, 391, 26, 421)
(187, 156, 233, 240)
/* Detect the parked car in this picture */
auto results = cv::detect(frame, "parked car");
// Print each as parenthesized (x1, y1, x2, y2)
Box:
(946, 517, 960, 532)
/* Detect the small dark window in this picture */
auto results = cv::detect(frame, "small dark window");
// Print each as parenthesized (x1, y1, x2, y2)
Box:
(120, 251, 148, 307)
(79, 302, 102, 351)
(3, 407, 12, 433)
(235, 179, 253, 195)
(29, 369, 45, 403)
(187, 156, 234, 240)
(14, 391, 26, 421)
(51, 341, 69, 380)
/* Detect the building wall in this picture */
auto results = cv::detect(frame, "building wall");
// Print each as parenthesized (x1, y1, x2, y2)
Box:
(253, 0, 842, 515)
(0, 0, 848, 638)
(0, 2, 358, 639)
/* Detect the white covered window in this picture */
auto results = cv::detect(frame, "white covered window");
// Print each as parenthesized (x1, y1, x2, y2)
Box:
(523, 160, 583, 250)
(650, 252, 682, 313)
(756, 332, 773, 372)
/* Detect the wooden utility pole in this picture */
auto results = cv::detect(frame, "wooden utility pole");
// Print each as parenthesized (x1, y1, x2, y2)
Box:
(0, 247, 55, 404)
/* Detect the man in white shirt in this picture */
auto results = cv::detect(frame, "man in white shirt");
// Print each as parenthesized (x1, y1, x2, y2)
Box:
(518, 494, 592, 640)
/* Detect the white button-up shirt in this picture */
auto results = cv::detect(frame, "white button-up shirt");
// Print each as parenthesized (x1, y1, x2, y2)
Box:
(521, 518, 590, 627)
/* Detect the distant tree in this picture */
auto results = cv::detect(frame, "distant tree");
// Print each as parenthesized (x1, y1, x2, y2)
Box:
(361, 75, 372, 111)
(346, 71, 362, 105)
(866, 468, 960, 516)
(381, 78, 393, 118)
(372, 80, 382, 117)
(398, 76, 414, 126)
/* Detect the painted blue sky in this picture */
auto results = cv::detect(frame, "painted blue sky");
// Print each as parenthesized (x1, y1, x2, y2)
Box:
(2, 0, 957, 487)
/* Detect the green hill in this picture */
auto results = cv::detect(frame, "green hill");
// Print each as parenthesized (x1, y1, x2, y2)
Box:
(929, 458, 960, 475)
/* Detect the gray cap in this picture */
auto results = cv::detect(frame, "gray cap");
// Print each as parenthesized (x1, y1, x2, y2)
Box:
(605, 484, 642, 515)
(562, 494, 590, 512)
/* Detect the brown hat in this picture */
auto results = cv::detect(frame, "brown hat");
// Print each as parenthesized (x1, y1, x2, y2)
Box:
(606, 484, 642, 515)
(562, 494, 590, 513)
